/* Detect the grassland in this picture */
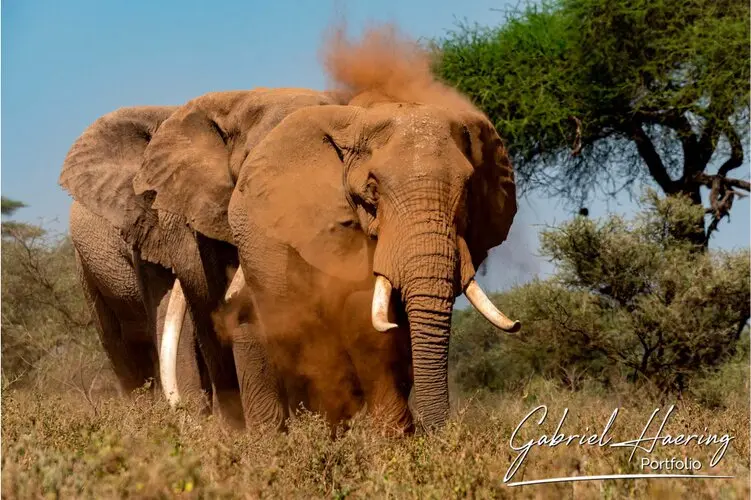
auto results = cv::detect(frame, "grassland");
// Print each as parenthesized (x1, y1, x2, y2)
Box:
(2, 357, 748, 499)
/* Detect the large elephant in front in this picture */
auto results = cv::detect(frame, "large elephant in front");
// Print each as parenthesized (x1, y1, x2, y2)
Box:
(61, 90, 342, 426)
(133, 83, 521, 430)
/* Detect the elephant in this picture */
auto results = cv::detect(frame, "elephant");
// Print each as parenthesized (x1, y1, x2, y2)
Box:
(131, 76, 521, 431)
(63, 89, 349, 427)
(61, 107, 209, 408)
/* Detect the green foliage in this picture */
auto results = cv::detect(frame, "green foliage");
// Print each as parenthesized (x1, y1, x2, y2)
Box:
(1, 196, 40, 238)
(688, 327, 749, 409)
(451, 191, 749, 393)
(435, 0, 750, 228)
(1, 196, 27, 216)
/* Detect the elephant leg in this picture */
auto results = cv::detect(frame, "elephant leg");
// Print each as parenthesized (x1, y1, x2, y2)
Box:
(232, 329, 289, 430)
(232, 230, 366, 431)
(304, 346, 365, 433)
(251, 293, 365, 432)
(215, 285, 289, 429)
(70, 202, 208, 405)
(340, 290, 414, 435)
(188, 293, 245, 427)
(74, 249, 155, 394)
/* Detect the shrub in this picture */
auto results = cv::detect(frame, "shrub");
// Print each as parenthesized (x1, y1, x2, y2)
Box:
(1, 222, 102, 390)
(451, 191, 750, 393)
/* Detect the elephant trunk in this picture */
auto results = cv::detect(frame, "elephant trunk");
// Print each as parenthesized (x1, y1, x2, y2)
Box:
(400, 233, 457, 431)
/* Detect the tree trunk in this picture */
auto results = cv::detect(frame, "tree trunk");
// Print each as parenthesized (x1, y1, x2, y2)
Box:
(676, 183, 708, 249)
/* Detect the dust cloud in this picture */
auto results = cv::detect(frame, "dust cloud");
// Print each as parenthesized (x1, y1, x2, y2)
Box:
(320, 23, 476, 112)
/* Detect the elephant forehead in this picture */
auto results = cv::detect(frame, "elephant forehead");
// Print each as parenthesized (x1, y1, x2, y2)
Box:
(366, 101, 482, 127)
(364, 106, 467, 157)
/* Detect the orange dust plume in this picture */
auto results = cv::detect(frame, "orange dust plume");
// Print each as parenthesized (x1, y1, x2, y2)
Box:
(320, 22, 476, 113)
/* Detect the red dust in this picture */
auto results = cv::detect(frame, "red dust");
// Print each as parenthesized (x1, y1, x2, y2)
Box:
(320, 23, 477, 113)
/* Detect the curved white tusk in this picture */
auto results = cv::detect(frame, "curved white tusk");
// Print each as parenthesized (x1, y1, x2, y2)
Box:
(464, 279, 521, 333)
(225, 266, 246, 301)
(160, 278, 187, 407)
(372, 275, 399, 332)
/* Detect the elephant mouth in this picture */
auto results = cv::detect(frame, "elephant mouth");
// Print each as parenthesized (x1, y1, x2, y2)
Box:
(370, 273, 521, 334)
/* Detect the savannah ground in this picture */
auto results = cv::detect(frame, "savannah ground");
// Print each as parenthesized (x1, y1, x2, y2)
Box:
(2, 327, 748, 499)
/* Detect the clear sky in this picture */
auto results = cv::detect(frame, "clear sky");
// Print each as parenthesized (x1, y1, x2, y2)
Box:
(3, 0, 749, 303)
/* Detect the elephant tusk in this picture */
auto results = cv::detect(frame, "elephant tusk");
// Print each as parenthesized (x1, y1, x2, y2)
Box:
(465, 279, 521, 333)
(160, 278, 187, 407)
(372, 275, 399, 332)
(225, 266, 246, 301)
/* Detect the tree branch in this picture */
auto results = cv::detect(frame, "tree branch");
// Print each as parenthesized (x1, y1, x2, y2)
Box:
(628, 122, 678, 194)
(696, 108, 722, 166)
(695, 173, 750, 192)
(695, 121, 749, 241)
(569, 116, 583, 157)
(634, 109, 706, 180)
(717, 123, 744, 177)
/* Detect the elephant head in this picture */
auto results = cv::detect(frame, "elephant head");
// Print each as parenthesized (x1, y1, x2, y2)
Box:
(59, 106, 178, 267)
(132, 89, 342, 244)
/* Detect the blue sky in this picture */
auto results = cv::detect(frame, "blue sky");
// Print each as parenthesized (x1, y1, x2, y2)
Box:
(3, 0, 749, 300)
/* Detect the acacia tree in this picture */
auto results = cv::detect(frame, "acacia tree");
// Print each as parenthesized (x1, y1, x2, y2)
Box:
(1, 196, 40, 239)
(1, 197, 26, 216)
(435, 0, 749, 245)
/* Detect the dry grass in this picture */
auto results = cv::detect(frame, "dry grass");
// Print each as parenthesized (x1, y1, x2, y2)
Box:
(2, 364, 748, 499)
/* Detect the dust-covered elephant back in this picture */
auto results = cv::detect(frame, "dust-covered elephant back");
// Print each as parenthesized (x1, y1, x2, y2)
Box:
(133, 89, 340, 243)
(59, 105, 177, 267)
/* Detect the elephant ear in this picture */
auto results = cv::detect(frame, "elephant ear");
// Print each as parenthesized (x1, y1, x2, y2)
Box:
(234, 105, 372, 282)
(133, 94, 237, 243)
(465, 119, 518, 269)
(59, 106, 177, 268)
(133, 90, 338, 243)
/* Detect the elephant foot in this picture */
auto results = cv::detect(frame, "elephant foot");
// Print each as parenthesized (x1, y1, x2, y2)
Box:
(213, 390, 246, 430)
(370, 406, 414, 437)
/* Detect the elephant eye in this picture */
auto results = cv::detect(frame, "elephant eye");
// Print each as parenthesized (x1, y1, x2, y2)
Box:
(364, 178, 379, 206)
(462, 125, 473, 161)
(209, 119, 230, 145)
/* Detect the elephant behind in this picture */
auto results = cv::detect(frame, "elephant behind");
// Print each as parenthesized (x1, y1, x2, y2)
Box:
(61, 107, 208, 407)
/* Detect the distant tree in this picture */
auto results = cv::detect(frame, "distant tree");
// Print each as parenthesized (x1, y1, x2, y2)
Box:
(435, 0, 750, 246)
(1, 197, 41, 239)
(1, 197, 26, 216)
